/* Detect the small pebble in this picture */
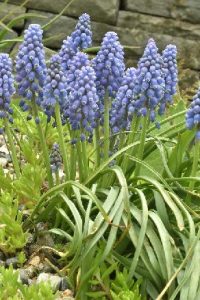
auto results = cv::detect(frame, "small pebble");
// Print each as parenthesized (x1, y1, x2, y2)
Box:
(36, 273, 67, 292)
(5, 257, 18, 268)
(19, 269, 29, 285)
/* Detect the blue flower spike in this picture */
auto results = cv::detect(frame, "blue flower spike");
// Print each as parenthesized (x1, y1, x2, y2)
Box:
(0, 54, 15, 126)
(110, 67, 137, 133)
(134, 38, 165, 121)
(68, 65, 99, 137)
(159, 44, 178, 115)
(93, 31, 125, 101)
(71, 13, 92, 50)
(16, 24, 46, 109)
(186, 87, 200, 140)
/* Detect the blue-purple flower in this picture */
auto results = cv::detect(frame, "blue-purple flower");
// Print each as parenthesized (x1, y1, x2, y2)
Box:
(59, 36, 77, 73)
(67, 52, 90, 91)
(50, 143, 62, 172)
(186, 87, 200, 139)
(110, 68, 137, 133)
(15, 24, 46, 108)
(0, 54, 15, 125)
(159, 44, 178, 115)
(59, 13, 92, 73)
(43, 54, 68, 108)
(92, 32, 125, 100)
(67, 65, 99, 135)
(71, 13, 92, 50)
(134, 38, 165, 122)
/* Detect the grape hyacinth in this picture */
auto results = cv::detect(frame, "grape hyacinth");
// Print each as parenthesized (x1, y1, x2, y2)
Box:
(43, 54, 68, 120)
(50, 143, 62, 172)
(68, 65, 99, 136)
(110, 68, 137, 133)
(59, 13, 92, 73)
(92, 32, 125, 100)
(59, 36, 78, 72)
(15, 24, 46, 111)
(134, 38, 165, 122)
(0, 54, 15, 127)
(71, 13, 92, 50)
(159, 44, 178, 115)
(186, 87, 200, 139)
(62, 52, 90, 121)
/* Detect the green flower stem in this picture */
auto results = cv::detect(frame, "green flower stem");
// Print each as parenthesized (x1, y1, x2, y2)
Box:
(104, 93, 110, 161)
(186, 138, 200, 203)
(4, 118, 21, 179)
(55, 102, 70, 181)
(81, 137, 89, 179)
(55, 170, 60, 185)
(76, 139, 84, 182)
(134, 113, 149, 177)
(94, 124, 101, 167)
(31, 99, 53, 188)
(122, 116, 139, 172)
(70, 139, 76, 180)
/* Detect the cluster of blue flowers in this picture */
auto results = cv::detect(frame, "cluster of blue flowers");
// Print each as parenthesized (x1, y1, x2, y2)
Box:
(0, 54, 15, 128)
(0, 13, 181, 141)
(110, 68, 137, 133)
(43, 54, 68, 122)
(92, 32, 125, 101)
(159, 44, 178, 115)
(67, 65, 99, 134)
(59, 13, 92, 73)
(16, 24, 46, 115)
(186, 88, 200, 140)
(50, 143, 62, 172)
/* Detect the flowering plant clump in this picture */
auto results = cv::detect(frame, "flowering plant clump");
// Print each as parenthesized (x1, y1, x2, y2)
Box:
(1, 11, 200, 300)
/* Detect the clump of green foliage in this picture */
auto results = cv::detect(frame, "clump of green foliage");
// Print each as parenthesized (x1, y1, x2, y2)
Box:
(0, 192, 28, 254)
(0, 265, 55, 300)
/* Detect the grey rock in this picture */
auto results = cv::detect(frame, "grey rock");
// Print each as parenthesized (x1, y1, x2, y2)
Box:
(0, 29, 18, 53)
(117, 11, 200, 40)
(0, 260, 5, 267)
(124, 0, 173, 18)
(124, 0, 200, 24)
(19, 269, 29, 284)
(59, 277, 68, 291)
(36, 273, 66, 292)
(0, 3, 26, 29)
(0, 157, 8, 168)
(5, 257, 18, 268)
(2, 0, 119, 25)
(0, 251, 5, 260)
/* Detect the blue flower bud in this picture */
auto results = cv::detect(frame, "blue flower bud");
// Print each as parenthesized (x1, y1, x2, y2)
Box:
(50, 143, 62, 172)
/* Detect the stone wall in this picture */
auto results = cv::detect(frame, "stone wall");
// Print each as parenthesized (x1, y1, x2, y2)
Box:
(0, 0, 200, 87)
